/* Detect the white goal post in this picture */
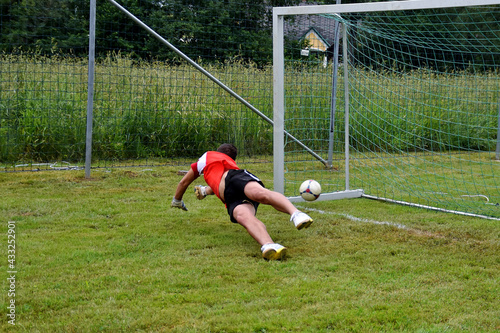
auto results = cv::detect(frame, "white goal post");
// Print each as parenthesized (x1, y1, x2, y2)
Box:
(272, 0, 500, 219)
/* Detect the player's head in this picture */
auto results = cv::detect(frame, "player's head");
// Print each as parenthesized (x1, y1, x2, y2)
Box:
(217, 143, 237, 160)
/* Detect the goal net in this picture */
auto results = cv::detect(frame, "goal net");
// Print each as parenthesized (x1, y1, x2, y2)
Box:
(273, 0, 500, 219)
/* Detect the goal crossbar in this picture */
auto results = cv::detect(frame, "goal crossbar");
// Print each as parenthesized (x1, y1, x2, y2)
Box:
(273, 0, 500, 16)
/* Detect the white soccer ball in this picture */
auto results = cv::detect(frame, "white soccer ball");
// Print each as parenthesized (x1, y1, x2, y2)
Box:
(299, 179, 321, 201)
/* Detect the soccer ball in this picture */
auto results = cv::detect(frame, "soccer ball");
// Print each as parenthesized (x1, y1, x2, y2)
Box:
(299, 179, 321, 201)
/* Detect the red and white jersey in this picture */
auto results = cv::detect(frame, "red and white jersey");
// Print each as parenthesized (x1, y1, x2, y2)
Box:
(190, 151, 239, 199)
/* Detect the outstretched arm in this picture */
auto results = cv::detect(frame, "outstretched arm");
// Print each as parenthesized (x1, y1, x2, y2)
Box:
(171, 168, 198, 211)
(174, 168, 197, 200)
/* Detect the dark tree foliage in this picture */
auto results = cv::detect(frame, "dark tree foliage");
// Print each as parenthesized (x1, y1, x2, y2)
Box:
(1, 0, 499, 69)
(0, 0, 301, 65)
(142, 0, 302, 64)
(1, 0, 89, 55)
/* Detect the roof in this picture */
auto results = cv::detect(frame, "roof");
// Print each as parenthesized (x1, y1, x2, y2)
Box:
(302, 26, 332, 51)
(283, 2, 342, 51)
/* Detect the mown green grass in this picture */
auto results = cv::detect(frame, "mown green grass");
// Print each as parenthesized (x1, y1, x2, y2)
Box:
(282, 151, 500, 219)
(1, 164, 499, 332)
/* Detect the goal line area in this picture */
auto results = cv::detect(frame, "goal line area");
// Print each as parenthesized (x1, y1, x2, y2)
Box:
(273, 0, 500, 219)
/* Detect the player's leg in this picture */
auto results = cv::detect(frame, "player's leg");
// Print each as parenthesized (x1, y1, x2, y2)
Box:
(232, 202, 273, 245)
(243, 181, 313, 230)
(233, 203, 287, 260)
(243, 181, 296, 214)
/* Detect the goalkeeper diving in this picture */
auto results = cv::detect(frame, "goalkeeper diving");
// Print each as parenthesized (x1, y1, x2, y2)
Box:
(171, 143, 314, 260)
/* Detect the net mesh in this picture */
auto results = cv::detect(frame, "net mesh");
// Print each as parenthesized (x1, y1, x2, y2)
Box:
(282, 4, 500, 218)
(0, 0, 281, 171)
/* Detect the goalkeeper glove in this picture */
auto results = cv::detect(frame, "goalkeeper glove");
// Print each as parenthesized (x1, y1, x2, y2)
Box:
(171, 197, 188, 211)
(194, 185, 208, 200)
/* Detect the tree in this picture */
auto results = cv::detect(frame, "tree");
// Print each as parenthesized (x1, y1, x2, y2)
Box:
(144, 0, 302, 64)
(1, 0, 303, 63)
(3, 0, 87, 55)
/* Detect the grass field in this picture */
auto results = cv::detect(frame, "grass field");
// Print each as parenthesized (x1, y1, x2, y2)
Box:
(1, 164, 499, 332)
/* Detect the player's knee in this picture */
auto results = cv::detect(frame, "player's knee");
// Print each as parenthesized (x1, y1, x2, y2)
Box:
(233, 203, 256, 222)
(249, 188, 272, 204)
(232, 209, 246, 222)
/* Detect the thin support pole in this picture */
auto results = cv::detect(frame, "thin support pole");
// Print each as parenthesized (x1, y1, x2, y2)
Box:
(108, 0, 327, 167)
(496, 101, 500, 160)
(85, 0, 96, 178)
(343, 23, 350, 190)
(328, 0, 342, 168)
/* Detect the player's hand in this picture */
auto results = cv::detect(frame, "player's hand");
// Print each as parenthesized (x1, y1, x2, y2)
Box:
(171, 197, 188, 211)
(194, 185, 207, 200)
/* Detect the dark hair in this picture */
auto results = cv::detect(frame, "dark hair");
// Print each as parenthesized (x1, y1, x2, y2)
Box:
(217, 143, 237, 160)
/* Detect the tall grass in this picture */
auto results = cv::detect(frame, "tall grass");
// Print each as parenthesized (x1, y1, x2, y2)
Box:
(1, 53, 499, 164)
(0, 53, 274, 163)
(0, 54, 88, 162)
(284, 65, 500, 154)
(348, 68, 500, 152)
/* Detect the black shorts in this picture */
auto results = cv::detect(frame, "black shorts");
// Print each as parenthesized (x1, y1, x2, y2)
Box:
(224, 169, 265, 223)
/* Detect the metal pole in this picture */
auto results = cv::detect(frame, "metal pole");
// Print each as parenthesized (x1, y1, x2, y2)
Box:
(273, 12, 286, 194)
(107, 0, 328, 167)
(85, 0, 96, 178)
(343, 23, 350, 190)
(328, 0, 342, 168)
(496, 101, 500, 160)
